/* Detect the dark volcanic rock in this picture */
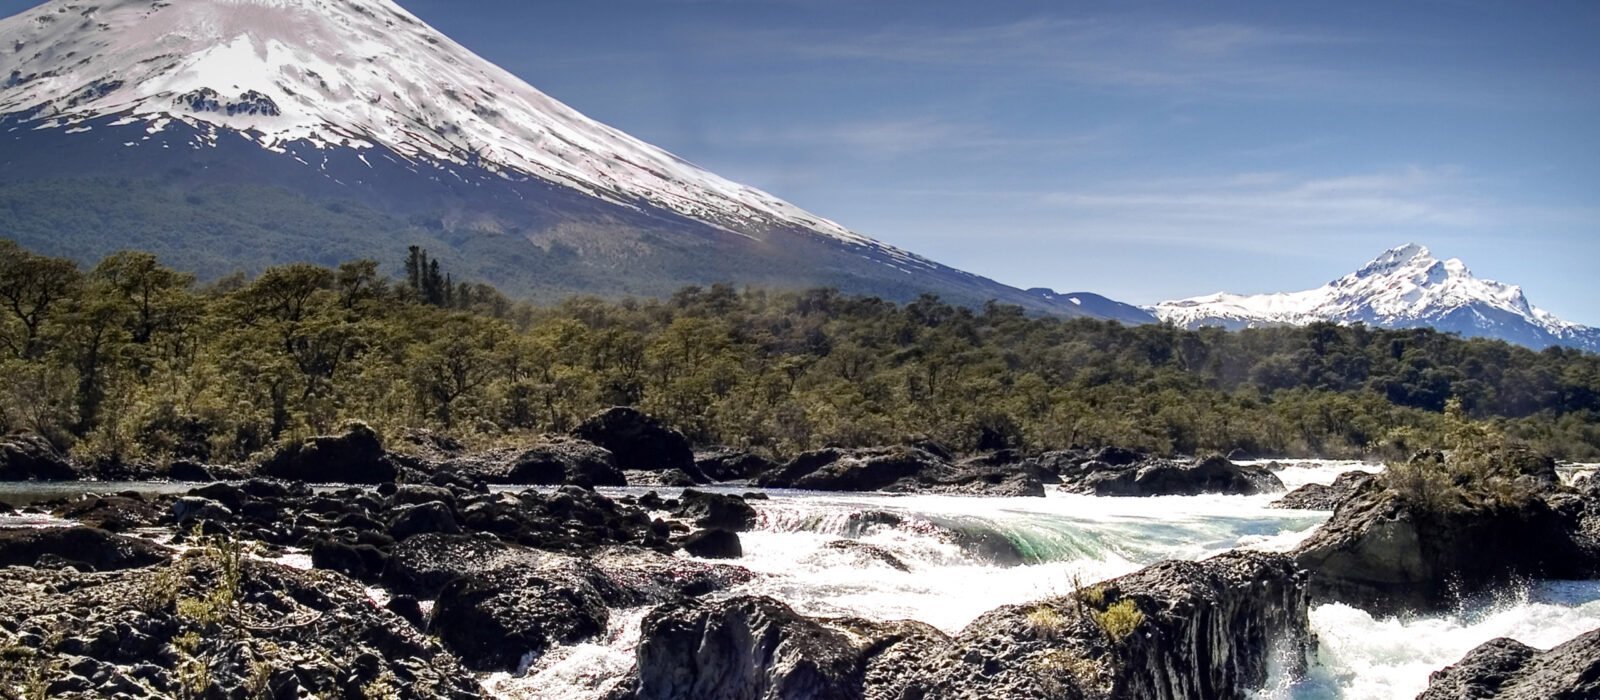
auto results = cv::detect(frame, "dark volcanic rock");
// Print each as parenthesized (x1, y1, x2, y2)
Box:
(0, 433, 77, 481)
(260, 421, 398, 484)
(310, 539, 389, 582)
(1294, 470, 1592, 614)
(1419, 628, 1600, 700)
(674, 489, 758, 531)
(623, 468, 700, 487)
(760, 447, 935, 492)
(618, 552, 1306, 700)
(388, 501, 462, 540)
(1271, 471, 1377, 510)
(506, 438, 626, 487)
(925, 551, 1311, 699)
(0, 559, 483, 699)
(384, 533, 521, 597)
(51, 494, 164, 532)
(1070, 455, 1284, 497)
(0, 526, 170, 571)
(681, 528, 743, 559)
(574, 407, 700, 478)
(431, 560, 612, 672)
(165, 460, 213, 482)
(823, 539, 911, 572)
(695, 448, 778, 482)
(758, 446, 1045, 497)
(621, 596, 896, 700)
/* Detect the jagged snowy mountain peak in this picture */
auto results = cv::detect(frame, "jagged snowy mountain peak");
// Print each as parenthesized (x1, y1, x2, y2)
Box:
(0, 0, 911, 258)
(1151, 244, 1599, 352)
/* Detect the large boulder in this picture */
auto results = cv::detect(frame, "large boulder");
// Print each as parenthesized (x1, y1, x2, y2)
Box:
(1069, 455, 1284, 497)
(924, 551, 1312, 699)
(759, 446, 1045, 497)
(260, 422, 398, 484)
(504, 438, 626, 487)
(680, 528, 742, 559)
(431, 560, 612, 672)
(1418, 628, 1600, 699)
(1270, 471, 1377, 510)
(0, 559, 484, 698)
(1294, 470, 1593, 614)
(50, 494, 164, 532)
(673, 489, 758, 531)
(760, 447, 936, 492)
(694, 448, 778, 482)
(619, 552, 1307, 700)
(0, 433, 76, 481)
(388, 501, 462, 541)
(0, 526, 170, 571)
(621, 596, 946, 700)
(574, 407, 700, 478)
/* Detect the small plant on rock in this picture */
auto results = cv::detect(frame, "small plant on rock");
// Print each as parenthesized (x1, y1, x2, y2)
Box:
(1032, 648, 1101, 697)
(1092, 599, 1145, 644)
(1025, 605, 1067, 640)
(361, 671, 403, 700)
(0, 644, 60, 700)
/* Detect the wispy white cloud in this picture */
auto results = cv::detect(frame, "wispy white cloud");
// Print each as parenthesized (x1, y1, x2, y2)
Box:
(1038, 166, 1486, 238)
(717, 117, 1119, 157)
(700, 16, 1359, 95)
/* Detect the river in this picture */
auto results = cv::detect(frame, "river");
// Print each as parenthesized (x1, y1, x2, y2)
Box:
(6, 462, 1599, 699)
(487, 461, 1600, 699)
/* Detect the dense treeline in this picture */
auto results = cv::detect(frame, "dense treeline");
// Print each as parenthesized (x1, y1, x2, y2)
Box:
(1, 238, 1597, 465)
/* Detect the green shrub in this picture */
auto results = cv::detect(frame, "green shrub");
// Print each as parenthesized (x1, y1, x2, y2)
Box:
(1092, 599, 1145, 644)
(1025, 605, 1067, 640)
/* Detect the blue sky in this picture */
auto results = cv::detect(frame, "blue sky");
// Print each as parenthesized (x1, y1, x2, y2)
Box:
(6, 0, 1597, 321)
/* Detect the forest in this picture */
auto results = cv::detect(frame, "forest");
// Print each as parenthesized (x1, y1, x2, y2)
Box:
(2, 237, 1598, 466)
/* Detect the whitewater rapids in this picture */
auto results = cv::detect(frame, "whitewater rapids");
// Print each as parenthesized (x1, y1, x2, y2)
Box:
(486, 461, 1600, 699)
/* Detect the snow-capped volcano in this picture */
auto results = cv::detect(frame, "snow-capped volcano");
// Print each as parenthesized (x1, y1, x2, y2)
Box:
(0, 0, 1145, 320)
(1, 0, 865, 244)
(1152, 244, 1600, 352)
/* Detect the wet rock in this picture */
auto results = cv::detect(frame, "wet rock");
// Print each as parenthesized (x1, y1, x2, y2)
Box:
(0, 433, 77, 481)
(587, 545, 754, 603)
(624, 468, 700, 487)
(0, 559, 484, 699)
(573, 407, 700, 479)
(387, 594, 427, 629)
(759, 446, 1044, 497)
(385, 533, 520, 597)
(1271, 471, 1377, 510)
(431, 559, 612, 671)
(681, 528, 742, 559)
(624, 596, 874, 700)
(925, 551, 1311, 699)
(51, 494, 163, 532)
(169, 496, 232, 525)
(0, 527, 169, 571)
(1294, 469, 1591, 614)
(165, 460, 213, 482)
(694, 448, 778, 482)
(260, 421, 398, 484)
(310, 539, 389, 583)
(823, 539, 911, 572)
(391, 483, 457, 508)
(1070, 455, 1284, 497)
(388, 501, 462, 541)
(506, 438, 626, 486)
(673, 489, 758, 531)
(1419, 628, 1600, 699)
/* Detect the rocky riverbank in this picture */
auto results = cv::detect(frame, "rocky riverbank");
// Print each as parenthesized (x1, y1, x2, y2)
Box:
(5, 412, 1600, 699)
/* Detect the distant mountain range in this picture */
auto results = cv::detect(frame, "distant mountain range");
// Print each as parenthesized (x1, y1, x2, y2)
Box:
(1151, 244, 1600, 353)
(0, 0, 1151, 323)
(0, 2, 1591, 350)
